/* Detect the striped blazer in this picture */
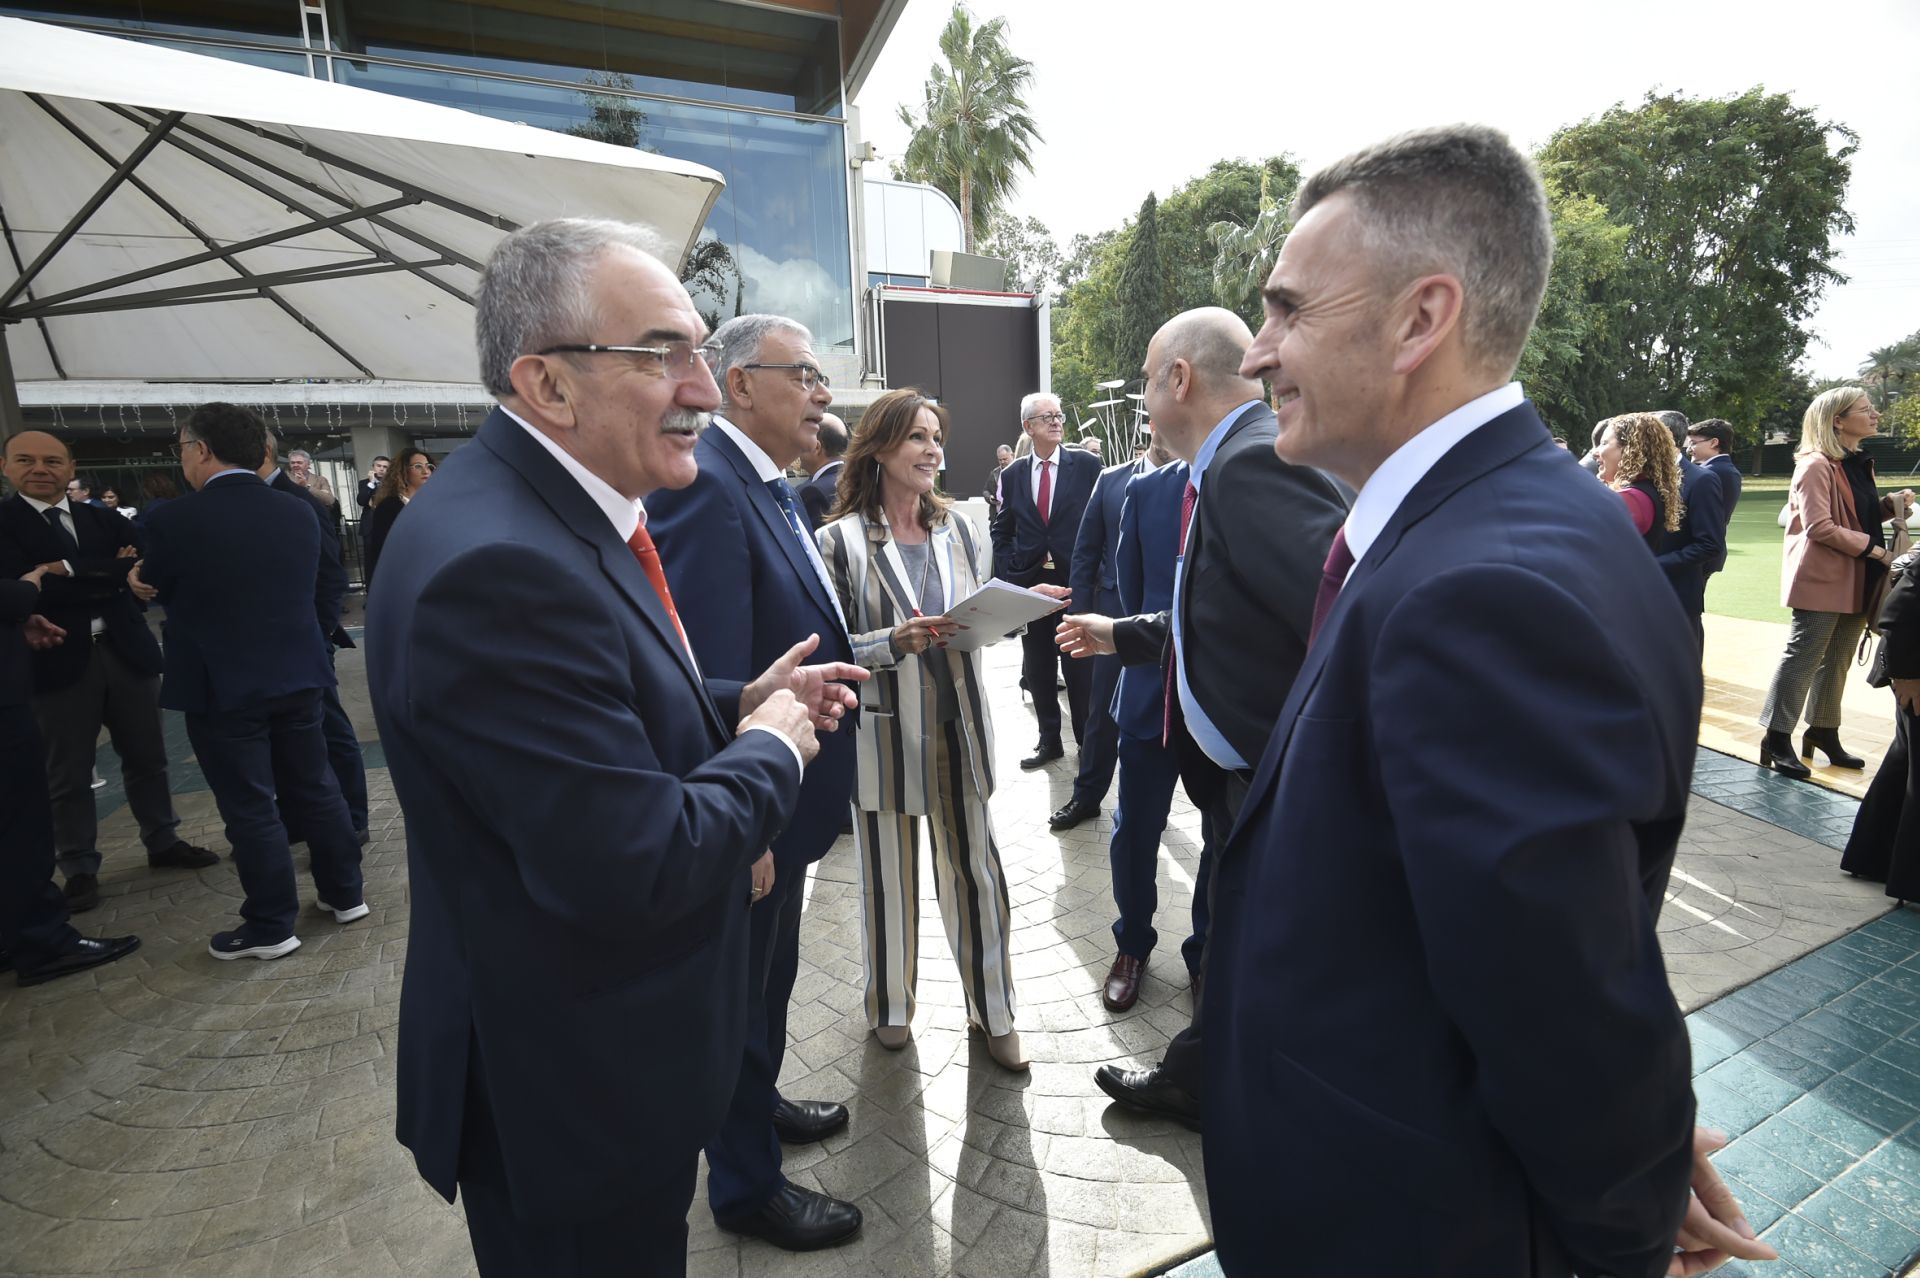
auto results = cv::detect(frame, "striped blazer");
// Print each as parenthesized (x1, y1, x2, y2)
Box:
(816, 507, 998, 816)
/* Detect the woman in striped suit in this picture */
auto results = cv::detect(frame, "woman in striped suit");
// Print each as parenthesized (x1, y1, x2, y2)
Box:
(816, 389, 1026, 1072)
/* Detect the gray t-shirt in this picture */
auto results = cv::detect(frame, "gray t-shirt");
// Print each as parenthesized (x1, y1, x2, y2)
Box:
(896, 539, 961, 723)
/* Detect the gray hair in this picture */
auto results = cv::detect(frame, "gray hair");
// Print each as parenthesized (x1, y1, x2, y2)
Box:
(1020, 392, 1060, 421)
(709, 313, 812, 407)
(1653, 410, 1690, 446)
(476, 218, 671, 396)
(287, 449, 313, 466)
(1295, 124, 1552, 376)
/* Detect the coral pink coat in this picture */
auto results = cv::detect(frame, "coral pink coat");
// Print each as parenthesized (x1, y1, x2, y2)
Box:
(1781, 452, 1890, 614)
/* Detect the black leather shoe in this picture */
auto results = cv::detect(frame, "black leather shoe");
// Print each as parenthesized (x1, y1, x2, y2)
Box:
(148, 840, 219, 869)
(1094, 1064, 1201, 1131)
(715, 1183, 862, 1251)
(16, 935, 140, 987)
(1801, 728, 1865, 769)
(1020, 739, 1064, 770)
(1049, 797, 1099, 830)
(1760, 731, 1811, 780)
(772, 1097, 849, 1144)
(63, 873, 100, 914)
(0, 949, 12, 975)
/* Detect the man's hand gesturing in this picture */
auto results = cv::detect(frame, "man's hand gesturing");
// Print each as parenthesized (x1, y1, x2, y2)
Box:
(740, 689, 818, 764)
(742, 634, 870, 732)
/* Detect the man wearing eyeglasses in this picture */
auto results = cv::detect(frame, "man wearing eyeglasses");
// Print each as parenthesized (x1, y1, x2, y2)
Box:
(991, 393, 1099, 769)
(646, 313, 863, 1254)
(365, 220, 864, 1277)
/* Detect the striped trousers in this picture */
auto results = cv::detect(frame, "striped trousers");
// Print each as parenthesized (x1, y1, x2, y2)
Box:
(853, 719, 1018, 1037)
(1760, 608, 1868, 733)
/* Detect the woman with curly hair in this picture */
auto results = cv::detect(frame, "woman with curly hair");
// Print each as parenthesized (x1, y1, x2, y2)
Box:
(1594, 413, 1683, 548)
(1758, 387, 1914, 778)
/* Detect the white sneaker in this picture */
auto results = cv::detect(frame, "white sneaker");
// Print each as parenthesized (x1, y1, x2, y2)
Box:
(316, 899, 370, 924)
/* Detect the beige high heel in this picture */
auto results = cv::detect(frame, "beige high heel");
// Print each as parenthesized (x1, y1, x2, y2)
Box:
(983, 1027, 1028, 1072)
(874, 1024, 911, 1050)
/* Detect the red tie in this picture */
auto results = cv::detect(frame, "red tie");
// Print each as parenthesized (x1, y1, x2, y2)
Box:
(1163, 480, 1200, 747)
(1307, 527, 1355, 651)
(627, 522, 691, 657)
(1036, 458, 1052, 524)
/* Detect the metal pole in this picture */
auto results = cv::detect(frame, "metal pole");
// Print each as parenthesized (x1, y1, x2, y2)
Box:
(0, 326, 24, 439)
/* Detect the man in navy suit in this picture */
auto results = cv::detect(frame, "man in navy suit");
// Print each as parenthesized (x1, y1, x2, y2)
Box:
(1207, 125, 1773, 1277)
(992, 394, 1099, 768)
(1652, 411, 1728, 650)
(0, 431, 215, 915)
(138, 403, 366, 962)
(0, 567, 142, 986)
(1051, 451, 1149, 831)
(647, 313, 862, 1252)
(1686, 419, 1743, 526)
(796, 411, 847, 530)
(262, 430, 368, 845)
(367, 220, 862, 1276)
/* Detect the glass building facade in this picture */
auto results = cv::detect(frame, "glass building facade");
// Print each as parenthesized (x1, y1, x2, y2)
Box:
(2, 0, 857, 350)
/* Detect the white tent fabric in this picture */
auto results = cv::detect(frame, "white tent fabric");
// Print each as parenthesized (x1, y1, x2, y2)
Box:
(0, 17, 724, 386)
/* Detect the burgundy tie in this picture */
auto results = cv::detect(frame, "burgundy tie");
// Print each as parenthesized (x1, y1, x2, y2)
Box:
(1036, 458, 1052, 523)
(1307, 527, 1355, 651)
(1163, 480, 1200, 747)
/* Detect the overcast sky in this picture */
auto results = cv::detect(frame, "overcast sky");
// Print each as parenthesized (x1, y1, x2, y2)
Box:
(852, 0, 1920, 381)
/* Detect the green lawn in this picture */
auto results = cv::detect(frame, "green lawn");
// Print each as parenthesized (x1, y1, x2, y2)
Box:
(1706, 476, 1790, 624)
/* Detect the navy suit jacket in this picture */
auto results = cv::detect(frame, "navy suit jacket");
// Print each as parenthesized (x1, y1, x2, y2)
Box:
(0, 494, 163, 693)
(268, 470, 349, 645)
(1704, 454, 1743, 569)
(1655, 455, 1729, 612)
(1069, 458, 1142, 619)
(647, 423, 857, 871)
(0, 579, 38, 707)
(991, 447, 1100, 584)
(1204, 403, 1697, 1277)
(799, 459, 843, 531)
(139, 474, 335, 714)
(366, 409, 799, 1223)
(1112, 461, 1186, 740)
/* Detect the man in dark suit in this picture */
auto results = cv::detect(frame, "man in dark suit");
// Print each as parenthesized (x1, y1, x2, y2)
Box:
(0, 565, 141, 986)
(0, 431, 215, 914)
(1090, 432, 1222, 1011)
(1050, 451, 1149, 830)
(796, 411, 847, 530)
(1687, 417, 1744, 551)
(367, 220, 862, 1276)
(1653, 411, 1729, 649)
(1207, 125, 1771, 1277)
(1055, 307, 1347, 1123)
(647, 313, 862, 1252)
(138, 404, 366, 963)
(262, 431, 368, 844)
(984, 443, 1014, 517)
(992, 393, 1099, 768)
(356, 456, 388, 511)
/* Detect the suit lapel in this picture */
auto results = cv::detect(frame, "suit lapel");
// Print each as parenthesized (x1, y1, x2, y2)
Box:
(707, 426, 845, 635)
(477, 412, 730, 745)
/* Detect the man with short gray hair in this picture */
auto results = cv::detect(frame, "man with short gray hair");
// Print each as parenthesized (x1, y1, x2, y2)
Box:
(1204, 126, 1772, 1276)
(368, 219, 862, 1275)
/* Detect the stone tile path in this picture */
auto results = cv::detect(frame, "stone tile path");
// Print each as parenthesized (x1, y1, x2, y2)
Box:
(0, 640, 1907, 1276)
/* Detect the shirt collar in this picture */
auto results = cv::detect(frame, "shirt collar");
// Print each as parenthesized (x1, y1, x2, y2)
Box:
(20, 494, 69, 516)
(1190, 400, 1264, 488)
(264, 466, 283, 486)
(501, 404, 643, 542)
(1344, 382, 1524, 568)
(712, 416, 786, 483)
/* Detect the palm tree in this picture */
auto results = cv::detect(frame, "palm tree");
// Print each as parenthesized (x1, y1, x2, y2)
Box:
(895, 5, 1040, 254)
(1861, 332, 1920, 407)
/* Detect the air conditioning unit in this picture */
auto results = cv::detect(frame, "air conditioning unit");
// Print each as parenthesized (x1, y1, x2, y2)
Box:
(929, 250, 1009, 292)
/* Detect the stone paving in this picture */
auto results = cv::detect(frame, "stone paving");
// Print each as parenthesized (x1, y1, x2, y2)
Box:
(0, 639, 1906, 1277)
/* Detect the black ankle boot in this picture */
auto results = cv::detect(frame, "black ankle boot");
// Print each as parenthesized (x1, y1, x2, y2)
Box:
(1761, 731, 1812, 779)
(1801, 728, 1865, 769)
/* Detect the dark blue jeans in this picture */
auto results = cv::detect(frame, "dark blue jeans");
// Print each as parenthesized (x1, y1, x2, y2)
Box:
(0, 705, 82, 969)
(187, 690, 362, 941)
(1069, 652, 1123, 807)
(1110, 730, 1219, 971)
(705, 858, 807, 1218)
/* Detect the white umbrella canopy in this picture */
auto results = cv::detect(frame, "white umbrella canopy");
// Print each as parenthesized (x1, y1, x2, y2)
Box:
(0, 17, 725, 422)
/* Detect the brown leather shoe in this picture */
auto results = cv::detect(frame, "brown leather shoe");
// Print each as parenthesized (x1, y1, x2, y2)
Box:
(1103, 954, 1146, 1011)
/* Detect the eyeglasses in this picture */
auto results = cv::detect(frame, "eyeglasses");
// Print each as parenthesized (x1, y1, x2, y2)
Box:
(538, 340, 722, 382)
(1024, 412, 1066, 425)
(169, 438, 206, 459)
(406, 460, 435, 475)
(741, 362, 831, 392)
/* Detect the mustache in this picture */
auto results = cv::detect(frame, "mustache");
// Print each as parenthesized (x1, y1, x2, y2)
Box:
(661, 409, 710, 437)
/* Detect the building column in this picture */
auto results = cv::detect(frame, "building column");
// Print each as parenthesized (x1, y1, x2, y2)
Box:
(350, 424, 411, 480)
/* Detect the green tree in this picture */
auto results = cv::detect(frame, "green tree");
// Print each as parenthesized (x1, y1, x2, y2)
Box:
(1113, 193, 1165, 389)
(980, 213, 1061, 295)
(679, 235, 744, 332)
(1884, 392, 1920, 447)
(1208, 158, 1304, 323)
(566, 71, 647, 149)
(1861, 330, 1920, 406)
(1538, 87, 1856, 427)
(894, 5, 1041, 253)
(1515, 184, 1629, 435)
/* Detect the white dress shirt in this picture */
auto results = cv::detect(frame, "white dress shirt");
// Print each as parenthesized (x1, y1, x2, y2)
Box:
(1342, 383, 1526, 579)
(20, 494, 103, 634)
(1028, 447, 1061, 505)
(501, 407, 802, 776)
(712, 417, 847, 631)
